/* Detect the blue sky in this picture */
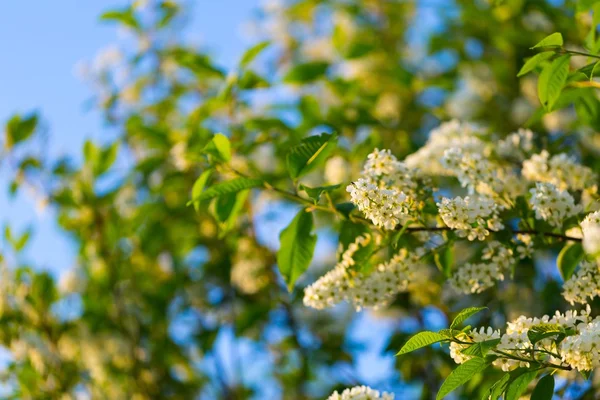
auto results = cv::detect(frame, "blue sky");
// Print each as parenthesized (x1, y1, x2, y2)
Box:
(0, 0, 260, 275)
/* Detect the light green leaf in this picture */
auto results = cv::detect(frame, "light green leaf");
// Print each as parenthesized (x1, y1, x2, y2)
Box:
(531, 375, 555, 400)
(531, 32, 563, 49)
(538, 54, 571, 111)
(437, 357, 489, 400)
(286, 133, 337, 179)
(190, 169, 213, 212)
(396, 331, 447, 356)
(100, 8, 139, 30)
(558, 242, 584, 280)
(193, 177, 263, 202)
(240, 41, 270, 68)
(517, 52, 554, 77)
(217, 190, 250, 237)
(283, 61, 329, 84)
(203, 133, 232, 163)
(450, 307, 487, 329)
(277, 209, 317, 291)
(505, 370, 538, 400)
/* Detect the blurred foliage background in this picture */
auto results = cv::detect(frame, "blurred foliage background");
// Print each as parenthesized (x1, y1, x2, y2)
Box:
(2, 0, 600, 399)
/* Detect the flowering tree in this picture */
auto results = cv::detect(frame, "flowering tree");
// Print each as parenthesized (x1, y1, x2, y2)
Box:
(3, 0, 600, 399)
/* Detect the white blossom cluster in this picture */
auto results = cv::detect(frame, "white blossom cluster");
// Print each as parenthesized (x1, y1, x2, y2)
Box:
(497, 128, 534, 161)
(303, 235, 426, 311)
(529, 182, 581, 227)
(347, 149, 419, 230)
(581, 211, 600, 255)
(456, 307, 593, 372)
(514, 234, 534, 259)
(442, 148, 502, 195)
(561, 319, 600, 371)
(523, 150, 596, 191)
(449, 241, 515, 294)
(437, 196, 503, 240)
(404, 120, 488, 175)
(563, 261, 600, 305)
(327, 385, 394, 400)
(449, 327, 500, 364)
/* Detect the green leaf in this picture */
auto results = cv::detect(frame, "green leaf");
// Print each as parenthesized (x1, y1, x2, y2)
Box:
(531, 32, 563, 49)
(538, 54, 571, 111)
(450, 307, 487, 330)
(299, 184, 341, 203)
(217, 190, 250, 237)
(434, 243, 454, 278)
(335, 202, 356, 219)
(277, 209, 317, 291)
(193, 177, 263, 202)
(100, 8, 139, 30)
(462, 339, 500, 358)
(557, 242, 584, 280)
(286, 133, 337, 179)
(96, 142, 119, 175)
(517, 52, 554, 77)
(531, 375, 555, 400)
(484, 373, 511, 400)
(190, 169, 213, 211)
(437, 357, 489, 400)
(6, 113, 38, 148)
(527, 323, 564, 344)
(396, 331, 447, 356)
(239, 41, 270, 68)
(505, 370, 538, 400)
(203, 133, 231, 163)
(283, 61, 329, 84)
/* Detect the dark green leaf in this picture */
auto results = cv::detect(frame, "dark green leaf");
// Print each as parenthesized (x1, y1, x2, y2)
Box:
(531, 375, 555, 400)
(299, 184, 341, 203)
(505, 370, 538, 400)
(283, 61, 329, 84)
(437, 358, 489, 400)
(434, 243, 454, 278)
(286, 133, 337, 179)
(6, 113, 38, 148)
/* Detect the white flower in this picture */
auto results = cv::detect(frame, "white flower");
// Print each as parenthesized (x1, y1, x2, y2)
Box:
(303, 237, 426, 311)
(437, 196, 503, 241)
(581, 211, 600, 256)
(449, 241, 515, 294)
(497, 128, 534, 161)
(529, 182, 581, 227)
(523, 151, 596, 191)
(450, 327, 500, 364)
(562, 260, 600, 305)
(328, 385, 394, 400)
(346, 149, 420, 230)
(404, 120, 488, 175)
(561, 319, 600, 371)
